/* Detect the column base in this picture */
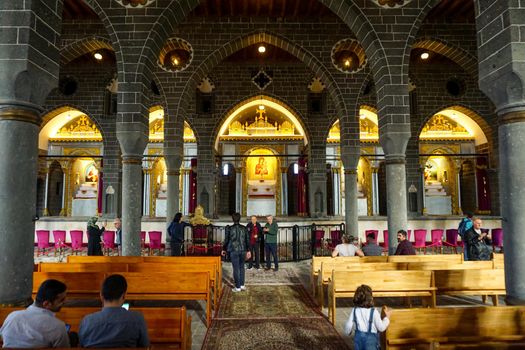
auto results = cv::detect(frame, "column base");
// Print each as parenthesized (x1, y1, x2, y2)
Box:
(0, 297, 33, 308)
(59, 208, 67, 216)
(505, 295, 525, 306)
(43, 208, 50, 216)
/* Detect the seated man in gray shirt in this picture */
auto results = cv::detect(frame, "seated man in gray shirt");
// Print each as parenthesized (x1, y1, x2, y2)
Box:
(362, 233, 384, 256)
(0, 279, 70, 348)
(79, 274, 149, 348)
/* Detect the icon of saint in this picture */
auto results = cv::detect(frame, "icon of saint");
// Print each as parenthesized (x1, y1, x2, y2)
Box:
(255, 157, 268, 176)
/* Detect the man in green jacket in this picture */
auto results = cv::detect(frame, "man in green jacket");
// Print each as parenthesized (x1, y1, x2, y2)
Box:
(263, 215, 279, 271)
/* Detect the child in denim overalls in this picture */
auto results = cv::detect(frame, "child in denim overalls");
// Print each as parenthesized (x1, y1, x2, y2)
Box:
(344, 284, 391, 350)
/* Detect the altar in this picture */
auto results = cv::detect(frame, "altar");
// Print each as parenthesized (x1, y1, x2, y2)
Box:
(246, 178, 276, 216)
(71, 182, 98, 216)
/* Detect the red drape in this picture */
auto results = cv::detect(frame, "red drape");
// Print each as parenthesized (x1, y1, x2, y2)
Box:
(189, 158, 197, 214)
(297, 157, 308, 216)
(475, 156, 491, 213)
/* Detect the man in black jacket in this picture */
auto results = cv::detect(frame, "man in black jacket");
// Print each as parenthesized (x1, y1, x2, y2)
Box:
(222, 213, 251, 292)
(246, 216, 263, 270)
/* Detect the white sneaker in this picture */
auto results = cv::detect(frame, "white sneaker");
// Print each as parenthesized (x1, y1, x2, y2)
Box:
(240, 285, 247, 291)
(246, 267, 253, 270)
(232, 287, 241, 292)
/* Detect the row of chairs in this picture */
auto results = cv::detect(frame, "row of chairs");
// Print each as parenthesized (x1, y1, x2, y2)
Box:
(313, 228, 504, 255)
(35, 230, 164, 256)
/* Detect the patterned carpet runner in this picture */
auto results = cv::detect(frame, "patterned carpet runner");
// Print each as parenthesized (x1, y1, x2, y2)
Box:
(202, 267, 350, 349)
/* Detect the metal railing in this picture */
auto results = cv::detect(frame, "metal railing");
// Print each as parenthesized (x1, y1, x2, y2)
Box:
(179, 222, 345, 261)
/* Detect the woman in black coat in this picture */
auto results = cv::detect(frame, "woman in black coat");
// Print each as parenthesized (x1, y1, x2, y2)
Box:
(87, 216, 105, 256)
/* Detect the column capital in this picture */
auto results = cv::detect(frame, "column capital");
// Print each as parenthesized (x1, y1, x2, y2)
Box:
(385, 154, 406, 165)
(344, 168, 357, 175)
(122, 155, 142, 165)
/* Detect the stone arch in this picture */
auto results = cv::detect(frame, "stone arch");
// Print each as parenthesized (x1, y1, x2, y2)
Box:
(417, 104, 494, 151)
(174, 30, 347, 133)
(60, 36, 114, 66)
(40, 104, 105, 140)
(213, 94, 310, 152)
(412, 38, 478, 77)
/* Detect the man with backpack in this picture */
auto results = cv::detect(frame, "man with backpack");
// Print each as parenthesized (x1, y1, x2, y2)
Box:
(458, 212, 473, 260)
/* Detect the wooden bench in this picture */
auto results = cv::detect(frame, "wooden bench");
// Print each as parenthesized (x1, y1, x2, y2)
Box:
(405, 260, 494, 271)
(311, 256, 388, 294)
(1, 306, 191, 349)
(39, 262, 130, 272)
(492, 253, 504, 269)
(327, 270, 436, 324)
(434, 269, 505, 306)
(383, 306, 525, 350)
(387, 254, 463, 263)
(317, 262, 408, 308)
(33, 271, 212, 327)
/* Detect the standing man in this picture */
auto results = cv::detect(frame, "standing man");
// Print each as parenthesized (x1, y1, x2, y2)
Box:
(168, 213, 191, 256)
(394, 230, 416, 255)
(114, 217, 122, 256)
(222, 213, 251, 292)
(263, 215, 279, 271)
(79, 274, 149, 347)
(246, 215, 263, 270)
(0, 279, 71, 348)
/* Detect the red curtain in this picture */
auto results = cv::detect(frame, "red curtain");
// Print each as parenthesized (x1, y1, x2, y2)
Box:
(189, 158, 197, 214)
(97, 160, 103, 215)
(297, 157, 308, 216)
(475, 156, 491, 213)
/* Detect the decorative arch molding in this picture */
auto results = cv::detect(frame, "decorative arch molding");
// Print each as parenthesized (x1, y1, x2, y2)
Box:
(214, 94, 310, 152)
(174, 30, 347, 132)
(60, 36, 114, 66)
(39, 105, 106, 150)
(412, 38, 478, 77)
(418, 105, 493, 148)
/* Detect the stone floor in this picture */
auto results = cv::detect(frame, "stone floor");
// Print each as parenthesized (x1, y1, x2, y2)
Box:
(34, 253, 502, 350)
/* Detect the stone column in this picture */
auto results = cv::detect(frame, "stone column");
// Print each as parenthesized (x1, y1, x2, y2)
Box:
(117, 125, 148, 257)
(59, 161, 69, 216)
(332, 167, 341, 216)
(454, 160, 462, 215)
(280, 167, 288, 216)
(371, 166, 379, 216)
(43, 163, 51, 216)
(235, 167, 242, 213)
(182, 169, 190, 215)
(0, 105, 41, 305)
(165, 155, 182, 225)
(142, 167, 151, 216)
(385, 155, 408, 254)
(341, 152, 359, 237)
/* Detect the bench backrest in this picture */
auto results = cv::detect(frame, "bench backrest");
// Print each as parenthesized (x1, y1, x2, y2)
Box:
(33, 272, 104, 294)
(387, 254, 463, 263)
(39, 262, 129, 273)
(320, 262, 407, 282)
(312, 256, 388, 275)
(384, 306, 525, 347)
(434, 269, 505, 291)
(67, 256, 144, 263)
(406, 260, 493, 271)
(332, 270, 433, 292)
(492, 253, 504, 269)
(122, 272, 209, 294)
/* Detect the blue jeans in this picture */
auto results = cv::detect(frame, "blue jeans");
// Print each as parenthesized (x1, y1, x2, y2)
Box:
(247, 243, 260, 269)
(265, 243, 278, 270)
(353, 308, 380, 350)
(230, 251, 246, 288)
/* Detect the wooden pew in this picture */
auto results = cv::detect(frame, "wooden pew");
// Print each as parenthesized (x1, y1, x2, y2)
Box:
(39, 262, 129, 272)
(405, 260, 493, 271)
(317, 262, 407, 308)
(311, 256, 388, 294)
(387, 254, 463, 263)
(33, 271, 212, 326)
(433, 269, 505, 306)
(327, 270, 436, 325)
(492, 253, 504, 269)
(67, 256, 144, 264)
(383, 306, 525, 350)
(1, 306, 191, 349)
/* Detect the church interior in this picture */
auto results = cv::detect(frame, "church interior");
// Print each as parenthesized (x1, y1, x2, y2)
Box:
(1, 0, 525, 348)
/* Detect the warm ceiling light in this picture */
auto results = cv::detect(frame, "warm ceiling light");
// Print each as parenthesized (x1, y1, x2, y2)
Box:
(93, 52, 103, 60)
(258, 45, 266, 53)
(171, 56, 179, 66)
(359, 114, 366, 120)
(420, 52, 430, 60)
(259, 105, 265, 110)
(344, 59, 351, 67)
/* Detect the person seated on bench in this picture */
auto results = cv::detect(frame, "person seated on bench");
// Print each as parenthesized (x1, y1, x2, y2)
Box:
(394, 230, 415, 255)
(362, 233, 383, 256)
(79, 274, 149, 347)
(464, 217, 491, 261)
(344, 284, 391, 349)
(0, 279, 73, 348)
(332, 235, 364, 257)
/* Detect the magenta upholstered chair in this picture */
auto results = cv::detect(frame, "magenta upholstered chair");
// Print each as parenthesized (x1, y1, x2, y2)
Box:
(413, 229, 427, 253)
(443, 229, 460, 254)
(381, 230, 389, 252)
(36, 230, 51, 256)
(102, 230, 117, 256)
(492, 228, 503, 252)
(328, 230, 342, 249)
(52, 230, 68, 256)
(426, 229, 444, 254)
(70, 230, 84, 255)
(148, 231, 163, 256)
